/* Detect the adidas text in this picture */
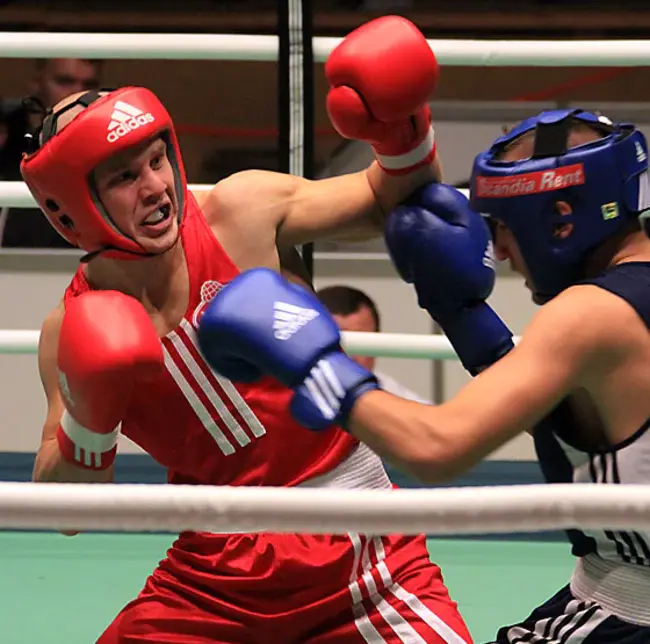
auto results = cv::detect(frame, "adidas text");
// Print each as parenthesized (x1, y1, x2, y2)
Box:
(107, 113, 155, 143)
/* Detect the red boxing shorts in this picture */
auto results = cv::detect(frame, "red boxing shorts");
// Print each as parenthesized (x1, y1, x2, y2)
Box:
(97, 531, 472, 643)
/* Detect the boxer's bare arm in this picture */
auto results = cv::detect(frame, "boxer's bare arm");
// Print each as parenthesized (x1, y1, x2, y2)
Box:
(33, 303, 114, 485)
(205, 157, 442, 247)
(347, 286, 634, 483)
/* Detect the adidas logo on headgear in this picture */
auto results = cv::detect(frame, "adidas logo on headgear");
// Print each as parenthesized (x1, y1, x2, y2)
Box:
(107, 100, 155, 143)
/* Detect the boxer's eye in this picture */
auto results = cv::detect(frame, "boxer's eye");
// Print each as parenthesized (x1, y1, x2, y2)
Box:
(109, 170, 135, 187)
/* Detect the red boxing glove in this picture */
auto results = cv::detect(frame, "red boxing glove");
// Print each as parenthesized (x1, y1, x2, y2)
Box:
(326, 16, 439, 175)
(56, 291, 163, 470)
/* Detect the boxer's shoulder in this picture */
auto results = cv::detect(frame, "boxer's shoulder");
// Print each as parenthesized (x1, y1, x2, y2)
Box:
(521, 284, 640, 367)
(196, 170, 301, 229)
(40, 300, 65, 340)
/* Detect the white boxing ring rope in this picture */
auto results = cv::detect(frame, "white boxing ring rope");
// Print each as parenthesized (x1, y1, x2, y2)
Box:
(2, 483, 650, 535)
(0, 29, 646, 536)
(0, 32, 650, 65)
(0, 328, 520, 359)
(0, 187, 502, 359)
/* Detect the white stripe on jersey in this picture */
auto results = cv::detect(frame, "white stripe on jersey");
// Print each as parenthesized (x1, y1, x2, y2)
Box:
(161, 319, 267, 457)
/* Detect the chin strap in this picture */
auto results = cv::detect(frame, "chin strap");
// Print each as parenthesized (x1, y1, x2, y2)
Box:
(79, 247, 152, 263)
(79, 231, 183, 264)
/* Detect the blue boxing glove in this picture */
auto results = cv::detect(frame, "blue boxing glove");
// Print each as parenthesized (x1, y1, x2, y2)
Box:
(197, 268, 380, 431)
(386, 183, 513, 375)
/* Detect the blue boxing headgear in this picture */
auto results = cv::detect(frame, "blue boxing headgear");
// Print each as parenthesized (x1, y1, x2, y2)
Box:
(470, 109, 650, 302)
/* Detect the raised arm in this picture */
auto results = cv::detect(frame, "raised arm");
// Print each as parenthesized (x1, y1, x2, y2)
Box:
(282, 17, 442, 244)
(206, 17, 441, 247)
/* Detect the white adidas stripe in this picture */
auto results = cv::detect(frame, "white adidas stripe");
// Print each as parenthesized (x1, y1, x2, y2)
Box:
(59, 410, 120, 468)
(212, 371, 267, 439)
(553, 601, 600, 643)
(107, 101, 145, 130)
(274, 301, 312, 315)
(162, 344, 236, 456)
(360, 546, 427, 644)
(505, 598, 607, 644)
(346, 534, 469, 643)
(310, 364, 341, 412)
(303, 376, 336, 420)
(114, 100, 143, 117)
(348, 533, 385, 643)
(318, 359, 346, 398)
(179, 318, 267, 438)
(162, 319, 267, 457)
(638, 170, 650, 211)
(302, 359, 347, 421)
(168, 329, 251, 448)
(272, 300, 319, 340)
(590, 454, 642, 565)
(373, 538, 469, 644)
(561, 608, 608, 643)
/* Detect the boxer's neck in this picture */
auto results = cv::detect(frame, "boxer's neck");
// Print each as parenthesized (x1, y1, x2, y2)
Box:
(84, 237, 187, 313)
(584, 226, 650, 278)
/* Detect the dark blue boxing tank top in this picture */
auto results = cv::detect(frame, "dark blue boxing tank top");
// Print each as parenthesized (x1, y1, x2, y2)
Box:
(533, 262, 650, 566)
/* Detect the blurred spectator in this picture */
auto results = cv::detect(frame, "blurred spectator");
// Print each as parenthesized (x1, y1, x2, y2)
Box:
(0, 58, 101, 248)
(317, 284, 431, 403)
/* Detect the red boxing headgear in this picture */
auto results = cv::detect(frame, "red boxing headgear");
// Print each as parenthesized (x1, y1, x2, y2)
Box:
(20, 87, 187, 259)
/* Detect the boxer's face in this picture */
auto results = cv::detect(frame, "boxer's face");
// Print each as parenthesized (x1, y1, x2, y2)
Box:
(93, 136, 179, 255)
(492, 220, 531, 285)
(493, 212, 574, 305)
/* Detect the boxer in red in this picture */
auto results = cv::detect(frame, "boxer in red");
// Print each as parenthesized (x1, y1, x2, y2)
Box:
(24, 17, 472, 643)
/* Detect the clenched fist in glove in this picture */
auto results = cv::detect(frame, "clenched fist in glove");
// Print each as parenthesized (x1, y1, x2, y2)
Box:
(56, 291, 163, 470)
(326, 16, 439, 175)
(386, 183, 514, 375)
(197, 269, 380, 431)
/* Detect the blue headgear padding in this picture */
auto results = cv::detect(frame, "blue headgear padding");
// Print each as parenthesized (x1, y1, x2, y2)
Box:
(470, 108, 650, 301)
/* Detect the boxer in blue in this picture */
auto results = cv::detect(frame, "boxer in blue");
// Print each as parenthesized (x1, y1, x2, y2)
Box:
(198, 109, 650, 643)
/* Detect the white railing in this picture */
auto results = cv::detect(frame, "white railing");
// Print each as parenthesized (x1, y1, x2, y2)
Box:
(0, 329, 521, 360)
(2, 482, 649, 534)
(0, 32, 647, 66)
